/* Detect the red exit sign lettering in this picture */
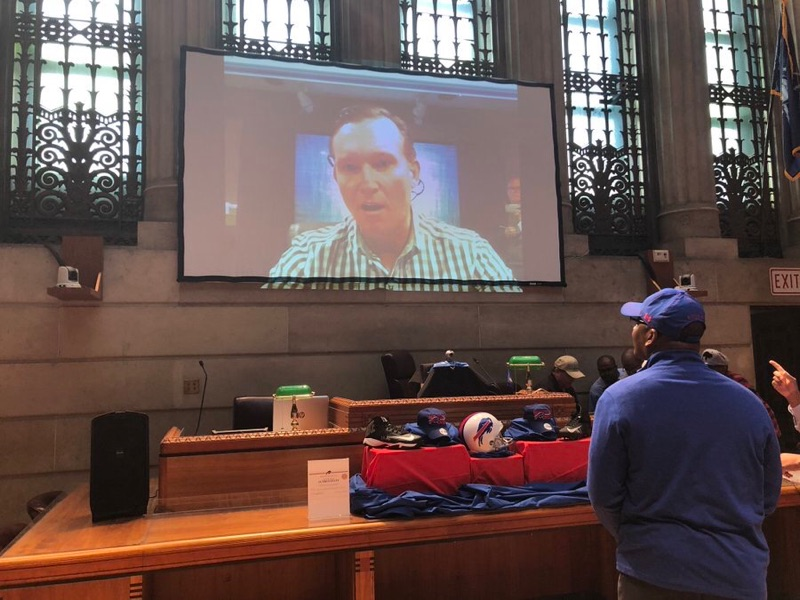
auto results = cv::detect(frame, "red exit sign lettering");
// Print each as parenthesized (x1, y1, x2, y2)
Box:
(770, 268, 800, 295)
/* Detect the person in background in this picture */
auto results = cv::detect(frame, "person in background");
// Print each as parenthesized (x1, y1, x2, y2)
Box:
(770, 359, 800, 433)
(588, 354, 622, 414)
(589, 288, 782, 599)
(620, 347, 640, 376)
(268, 105, 513, 285)
(535, 355, 585, 418)
(702, 348, 781, 438)
(498, 176, 522, 272)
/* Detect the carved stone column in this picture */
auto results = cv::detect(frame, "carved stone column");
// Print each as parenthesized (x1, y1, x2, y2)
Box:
(144, 0, 217, 224)
(641, 0, 722, 256)
(335, 0, 400, 68)
(503, 0, 572, 235)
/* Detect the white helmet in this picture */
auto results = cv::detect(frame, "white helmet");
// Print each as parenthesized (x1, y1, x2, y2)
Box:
(459, 412, 508, 454)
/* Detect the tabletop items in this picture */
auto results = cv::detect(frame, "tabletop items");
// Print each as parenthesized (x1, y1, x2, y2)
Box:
(362, 402, 565, 454)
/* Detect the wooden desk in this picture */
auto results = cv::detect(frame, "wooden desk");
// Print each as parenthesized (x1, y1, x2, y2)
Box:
(158, 391, 576, 514)
(157, 426, 364, 512)
(1, 485, 799, 600)
(329, 392, 576, 429)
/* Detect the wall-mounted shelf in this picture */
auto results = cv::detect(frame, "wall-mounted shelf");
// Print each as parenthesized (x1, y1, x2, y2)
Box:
(47, 236, 104, 301)
(642, 250, 708, 298)
(643, 249, 675, 295)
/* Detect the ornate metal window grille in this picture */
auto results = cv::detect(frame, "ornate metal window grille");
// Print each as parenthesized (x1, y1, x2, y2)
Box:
(221, 0, 331, 60)
(400, 0, 494, 77)
(704, 0, 780, 258)
(561, 0, 649, 256)
(2, 0, 144, 244)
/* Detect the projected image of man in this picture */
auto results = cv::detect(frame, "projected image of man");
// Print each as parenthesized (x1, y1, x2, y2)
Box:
(268, 105, 513, 283)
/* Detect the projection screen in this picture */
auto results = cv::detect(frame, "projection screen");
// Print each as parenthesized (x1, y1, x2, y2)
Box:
(179, 47, 565, 289)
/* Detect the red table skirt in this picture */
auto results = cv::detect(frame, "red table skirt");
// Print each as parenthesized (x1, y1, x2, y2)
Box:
(361, 445, 470, 496)
(361, 438, 589, 496)
(514, 438, 590, 483)
(469, 454, 525, 487)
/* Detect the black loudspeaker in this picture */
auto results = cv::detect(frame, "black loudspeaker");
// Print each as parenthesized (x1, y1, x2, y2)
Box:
(90, 411, 149, 522)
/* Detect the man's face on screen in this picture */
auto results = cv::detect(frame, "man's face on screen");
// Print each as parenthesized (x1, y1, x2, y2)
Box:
(331, 116, 420, 242)
(506, 177, 521, 204)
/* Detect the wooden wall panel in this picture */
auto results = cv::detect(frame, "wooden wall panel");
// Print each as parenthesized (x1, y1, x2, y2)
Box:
(374, 525, 616, 600)
(1, 578, 130, 600)
(145, 555, 341, 600)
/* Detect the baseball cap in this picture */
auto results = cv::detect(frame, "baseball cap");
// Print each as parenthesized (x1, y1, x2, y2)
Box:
(620, 288, 706, 343)
(414, 408, 454, 446)
(701, 348, 728, 367)
(504, 403, 559, 442)
(554, 355, 585, 379)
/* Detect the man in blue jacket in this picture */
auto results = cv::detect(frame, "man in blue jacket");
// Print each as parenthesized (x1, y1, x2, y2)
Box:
(588, 288, 782, 599)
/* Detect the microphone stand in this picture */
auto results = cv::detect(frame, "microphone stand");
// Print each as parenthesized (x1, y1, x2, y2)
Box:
(472, 357, 501, 395)
(194, 360, 208, 435)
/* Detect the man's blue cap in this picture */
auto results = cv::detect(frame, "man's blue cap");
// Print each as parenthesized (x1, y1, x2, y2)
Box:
(504, 403, 559, 442)
(415, 407, 453, 446)
(620, 288, 705, 343)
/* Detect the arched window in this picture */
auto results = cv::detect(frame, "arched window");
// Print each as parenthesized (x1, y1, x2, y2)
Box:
(561, 0, 650, 255)
(703, 0, 780, 258)
(221, 0, 331, 60)
(1, 0, 144, 244)
(400, 0, 495, 76)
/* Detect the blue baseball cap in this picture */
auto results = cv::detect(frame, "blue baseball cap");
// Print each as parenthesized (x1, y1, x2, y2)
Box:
(504, 403, 559, 442)
(620, 288, 706, 343)
(415, 408, 453, 446)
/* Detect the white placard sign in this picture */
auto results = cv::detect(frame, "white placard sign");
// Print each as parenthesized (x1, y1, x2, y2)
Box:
(307, 458, 350, 523)
(770, 268, 800, 295)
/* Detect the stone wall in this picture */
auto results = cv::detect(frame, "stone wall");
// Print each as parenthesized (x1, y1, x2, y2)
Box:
(3, 0, 800, 525)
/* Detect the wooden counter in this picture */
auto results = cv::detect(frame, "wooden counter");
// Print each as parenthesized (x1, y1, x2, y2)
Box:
(1, 484, 799, 599)
(329, 391, 576, 429)
(157, 426, 364, 512)
(158, 391, 576, 514)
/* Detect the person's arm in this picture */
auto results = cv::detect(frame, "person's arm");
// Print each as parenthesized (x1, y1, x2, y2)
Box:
(763, 428, 783, 516)
(587, 390, 627, 539)
(588, 381, 601, 413)
(770, 359, 800, 432)
(472, 237, 514, 281)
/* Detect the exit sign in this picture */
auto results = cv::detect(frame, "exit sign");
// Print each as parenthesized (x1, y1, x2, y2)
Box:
(770, 268, 800, 295)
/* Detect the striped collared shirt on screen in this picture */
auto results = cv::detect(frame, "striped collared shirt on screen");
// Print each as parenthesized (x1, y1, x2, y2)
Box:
(267, 212, 514, 286)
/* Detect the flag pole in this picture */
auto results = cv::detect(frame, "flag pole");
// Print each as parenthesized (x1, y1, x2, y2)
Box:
(773, 0, 800, 182)
(762, 77, 775, 254)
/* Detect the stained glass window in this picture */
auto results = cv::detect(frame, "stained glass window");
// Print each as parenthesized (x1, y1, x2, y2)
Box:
(221, 0, 331, 60)
(703, 0, 780, 257)
(561, 0, 649, 255)
(3, 0, 144, 243)
(400, 0, 494, 76)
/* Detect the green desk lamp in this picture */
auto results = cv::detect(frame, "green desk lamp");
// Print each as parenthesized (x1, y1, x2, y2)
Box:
(506, 355, 545, 393)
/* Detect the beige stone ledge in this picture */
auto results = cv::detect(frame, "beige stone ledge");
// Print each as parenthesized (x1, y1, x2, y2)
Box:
(138, 221, 178, 251)
(57, 305, 288, 359)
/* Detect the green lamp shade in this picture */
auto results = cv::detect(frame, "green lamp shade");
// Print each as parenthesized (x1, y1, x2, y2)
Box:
(506, 355, 545, 369)
(274, 384, 314, 398)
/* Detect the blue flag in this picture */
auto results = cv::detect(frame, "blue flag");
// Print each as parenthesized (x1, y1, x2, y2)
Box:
(772, 0, 800, 181)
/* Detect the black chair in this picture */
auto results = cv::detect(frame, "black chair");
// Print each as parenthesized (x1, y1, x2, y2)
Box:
(418, 364, 497, 398)
(0, 522, 26, 551)
(26, 490, 63, 521)
(232, 396, 274, 430)
(380, 351, 421, 399)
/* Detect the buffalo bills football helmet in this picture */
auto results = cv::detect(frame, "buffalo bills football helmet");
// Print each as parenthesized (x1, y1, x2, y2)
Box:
(459, 412, 508, 454)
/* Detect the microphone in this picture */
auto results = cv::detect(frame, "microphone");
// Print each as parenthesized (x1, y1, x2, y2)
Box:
(472, 357, 501, 395)
(194, 360, 208, 435)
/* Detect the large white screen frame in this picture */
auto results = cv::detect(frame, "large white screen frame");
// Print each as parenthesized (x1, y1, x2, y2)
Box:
(179, 47, 565, 288)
